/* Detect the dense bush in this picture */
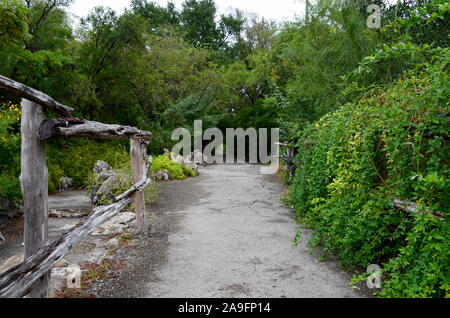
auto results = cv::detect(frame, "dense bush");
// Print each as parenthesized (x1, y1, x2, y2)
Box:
(288, 48, 449, 297)
(46, 138, 130, 192)
(151, 155, 196, 179)
(0, 100, 21, 208)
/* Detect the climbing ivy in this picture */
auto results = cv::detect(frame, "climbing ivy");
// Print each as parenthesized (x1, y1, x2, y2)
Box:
(289, 47, 449, 297)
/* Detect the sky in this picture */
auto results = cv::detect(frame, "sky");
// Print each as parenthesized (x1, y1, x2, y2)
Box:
(68, 0, 307, 23)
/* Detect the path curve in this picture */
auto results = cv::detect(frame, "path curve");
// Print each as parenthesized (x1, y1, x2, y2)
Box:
(93, 164, 370, 298)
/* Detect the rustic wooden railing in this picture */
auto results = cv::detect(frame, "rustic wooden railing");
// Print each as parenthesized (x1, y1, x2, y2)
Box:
(0, 75, 153, 298)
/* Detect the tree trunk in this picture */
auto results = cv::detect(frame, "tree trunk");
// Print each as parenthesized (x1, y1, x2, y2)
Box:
(19, 99, 50, 298)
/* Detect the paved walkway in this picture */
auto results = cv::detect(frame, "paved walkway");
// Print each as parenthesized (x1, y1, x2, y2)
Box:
(94, 164, 370, 298)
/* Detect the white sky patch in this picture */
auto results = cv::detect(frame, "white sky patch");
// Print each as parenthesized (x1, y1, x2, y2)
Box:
(68, 0, 306, 23)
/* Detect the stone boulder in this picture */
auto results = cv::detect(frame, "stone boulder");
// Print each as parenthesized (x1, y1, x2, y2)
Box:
(0, 254, 24, 274)
(91, 212, 136, 236)
(51, 263, 81, 292)
(55, 258, 71, 268)
(58, 177, 73, 191)
(184, 161, 199, 175)
(168, 153, 199, 175)
(93, 160, 112, 174)
(188, 149, 209, 166)
(0, 231, 4, 245)
(170, 153, 185, 165)
(151, 169, 169, 181)
(90, 161, 131, 206)
(0, 255, 82, 294)
(104, 237, 119, 251)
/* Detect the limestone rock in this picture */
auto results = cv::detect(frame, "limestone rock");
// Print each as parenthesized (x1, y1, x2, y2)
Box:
(185, 162, 199, 175)
(175, 155, 185, 165)
(104, 238, 119, 251)
(93, 160, 112, 174)
(91, 212, 136, 236)
(162, 169, 170, 181)
(90, 161, 131, 206)
(51, 264, 81, 292)
(49, 210, 87, 218)
(193, 149, 209, 166)
(95, 175, 120, 199)
(58, 177, 73, 191)
(0, 254, 24, 274)
(168, 151, 201, 175)
(0, 231, 4, 245)
(152, 169, 170, 181)
(54, 258, 71, 268)
(61, 222, 77, 232)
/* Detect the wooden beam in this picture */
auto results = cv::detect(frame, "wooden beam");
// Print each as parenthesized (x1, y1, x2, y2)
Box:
(0, 75, 74, 117)
(0, 157, 153, 298)
(19, 99, 50, 298)
(130, 139, 149, 232)
(38, 118, 153, 141)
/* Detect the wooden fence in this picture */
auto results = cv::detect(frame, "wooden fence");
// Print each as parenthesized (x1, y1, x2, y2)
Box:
(0, 75, 153, 298)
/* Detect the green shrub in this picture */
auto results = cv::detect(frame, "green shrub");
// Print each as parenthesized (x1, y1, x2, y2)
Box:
(289, 48, 449, 297)
(151, 155, 195, 179)
(0, 100, 21, 208)
(46, 138, 130, 190)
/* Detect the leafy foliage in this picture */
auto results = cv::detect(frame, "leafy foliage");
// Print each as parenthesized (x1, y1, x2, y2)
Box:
(288, 48, 449, 297)
(0, 100, 21, 207)
(151, 155, 196, 179)
(0, 0, 449, 298)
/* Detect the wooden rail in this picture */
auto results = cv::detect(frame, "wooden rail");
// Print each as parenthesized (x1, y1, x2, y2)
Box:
(0, 75, 153, 298)
(0, 75, 74, 117)
(39, 118, 153, 141)
(0, 158, 152, 298)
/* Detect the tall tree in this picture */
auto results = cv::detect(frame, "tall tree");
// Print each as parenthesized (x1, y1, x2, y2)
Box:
(131, 0, 180, 32)
(76, 7, 147, 121)
(180, 0, 244, 59)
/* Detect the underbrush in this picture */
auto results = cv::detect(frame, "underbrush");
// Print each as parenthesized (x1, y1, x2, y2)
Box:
(288, 48, 449, 297)
(0, 119, 194, 217)
(151, 155, 196, 179)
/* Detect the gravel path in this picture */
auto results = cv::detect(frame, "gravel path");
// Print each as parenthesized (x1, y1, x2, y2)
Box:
(92, 164, 371, 298)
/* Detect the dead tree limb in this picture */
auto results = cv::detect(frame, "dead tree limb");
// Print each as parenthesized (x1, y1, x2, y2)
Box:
(0, 157, 152, 298)
(393, 198, 444, 220)
(38, 118, 153, 141)
(0, 75, 74, 117)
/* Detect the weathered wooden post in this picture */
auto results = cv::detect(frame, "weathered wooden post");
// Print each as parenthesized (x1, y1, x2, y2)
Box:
(130, 138, 149, 232)
(19, 99, 50, 298)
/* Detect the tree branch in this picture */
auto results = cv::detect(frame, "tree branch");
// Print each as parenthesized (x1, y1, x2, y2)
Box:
(0, 75, 74, 117)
